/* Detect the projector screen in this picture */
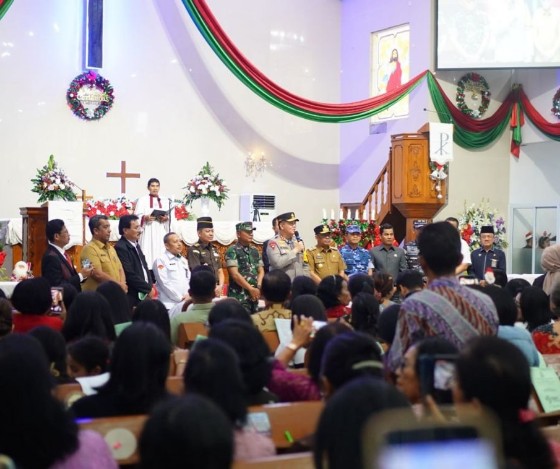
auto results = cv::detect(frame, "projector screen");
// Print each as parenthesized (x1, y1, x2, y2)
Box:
(436, 0, 560, 69)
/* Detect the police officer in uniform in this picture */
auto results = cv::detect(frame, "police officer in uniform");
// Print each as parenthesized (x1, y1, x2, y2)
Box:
(307, 224, 347, 284)
(225, 222, 264, 313)
(340, 224, 373, 277)
(266, 212, 309, 281)
(187, 217, 224, 297)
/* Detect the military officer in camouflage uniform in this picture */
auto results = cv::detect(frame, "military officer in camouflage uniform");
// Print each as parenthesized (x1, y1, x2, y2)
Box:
(187, 217, 225, 297)
(340, 224, 374, 277)
(225, 221, 264, 313)
(307, 224, 348, 284)
(266, 212, 308, 281)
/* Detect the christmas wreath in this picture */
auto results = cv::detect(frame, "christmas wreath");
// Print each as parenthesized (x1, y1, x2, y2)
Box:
(456, 72, 490, 119)
(551, 88, 560, 119)
(66, 71, 114, 120)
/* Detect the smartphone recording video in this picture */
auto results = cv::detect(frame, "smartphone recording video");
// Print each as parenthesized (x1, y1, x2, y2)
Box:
(362, 408, 503, 469)
(418, 354, 457, 405)
(50, 287, 63, 314)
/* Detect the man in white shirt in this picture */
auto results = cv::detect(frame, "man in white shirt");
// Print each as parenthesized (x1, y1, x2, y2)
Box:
(153, 232, 190, 317)
(446, 217, 472, 275)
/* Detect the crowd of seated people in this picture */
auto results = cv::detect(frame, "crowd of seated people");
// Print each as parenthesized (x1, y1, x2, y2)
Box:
(4, 220, 560, 467)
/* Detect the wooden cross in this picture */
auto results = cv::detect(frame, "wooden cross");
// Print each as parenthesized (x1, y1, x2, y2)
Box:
(76, 189, 93, 201)
(106, 161, 140, 194)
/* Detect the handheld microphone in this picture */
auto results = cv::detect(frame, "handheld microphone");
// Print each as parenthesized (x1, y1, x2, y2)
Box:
(295, 231, 308, 262)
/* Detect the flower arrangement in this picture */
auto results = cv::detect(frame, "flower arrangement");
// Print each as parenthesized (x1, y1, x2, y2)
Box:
(86, 196, 135, 220)
(321, 219, 380, 249)
(174, 202, 194, 221)
(456, 72, 491, 119)
(458, 200, 508, 251)
(31, 155, 77, 203)
(183, 162, 229, 210)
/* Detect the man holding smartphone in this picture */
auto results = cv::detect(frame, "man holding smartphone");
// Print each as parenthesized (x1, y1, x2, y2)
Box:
(41, 219, 93, 291)
(386, 222, 498, 373)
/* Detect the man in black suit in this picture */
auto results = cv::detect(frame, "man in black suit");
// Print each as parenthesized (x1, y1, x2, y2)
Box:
(115, 214, 154, 308)
(41, 219, 93, 290)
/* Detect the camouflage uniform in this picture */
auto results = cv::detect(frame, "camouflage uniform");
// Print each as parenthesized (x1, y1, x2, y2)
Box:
(225, 242, 263, 313)
(340, 244, 373, 276)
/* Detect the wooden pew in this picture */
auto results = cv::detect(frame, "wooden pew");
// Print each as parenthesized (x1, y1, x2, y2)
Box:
(78, 415, 147, 466)
(177, 322, 208, 349)
(54, 382, 85, 408)
(233, 451, 313, 468)
(248, 401, 324, 450)
(541, 425, 560, 442)
(55, 376, 184, 408)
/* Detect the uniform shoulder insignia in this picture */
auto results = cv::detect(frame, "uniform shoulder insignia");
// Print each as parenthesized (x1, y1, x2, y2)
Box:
(269, 241, 277, 249)
(157, 264, 164, 270)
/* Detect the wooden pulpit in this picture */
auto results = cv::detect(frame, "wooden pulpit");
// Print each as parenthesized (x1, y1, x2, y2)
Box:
(390, 132, 448, 242)
(20, 206, 49, 277)
(20, 206, 84, 278)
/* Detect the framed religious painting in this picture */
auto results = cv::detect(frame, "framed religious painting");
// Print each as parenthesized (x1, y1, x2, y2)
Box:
(370, 23, 410, 126)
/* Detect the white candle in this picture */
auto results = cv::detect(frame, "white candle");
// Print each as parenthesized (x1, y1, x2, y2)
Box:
(322, 208, 327, 219)
(339, 209, 344, 220)
(330, 209, 335, 220)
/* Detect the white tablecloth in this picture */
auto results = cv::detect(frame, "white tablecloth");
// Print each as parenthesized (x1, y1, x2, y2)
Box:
(7, 218, 274, 246)
(0, 281, 18, 298)
(507, 274, 541, 285)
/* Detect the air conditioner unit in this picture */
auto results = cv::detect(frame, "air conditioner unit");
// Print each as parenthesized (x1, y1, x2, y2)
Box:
(239, 194, 277, 222)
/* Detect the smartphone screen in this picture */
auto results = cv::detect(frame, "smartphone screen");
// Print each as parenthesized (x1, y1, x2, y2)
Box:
(50, 287, 63, 314)
(379, 433, 498, 469)
(418, 354, 457, 405)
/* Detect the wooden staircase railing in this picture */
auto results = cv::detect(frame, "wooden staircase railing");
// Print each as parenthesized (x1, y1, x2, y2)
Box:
(341, 149, 392, 223)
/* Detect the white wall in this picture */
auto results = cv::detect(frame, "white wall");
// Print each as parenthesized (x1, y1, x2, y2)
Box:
(0, 0, 342, 244)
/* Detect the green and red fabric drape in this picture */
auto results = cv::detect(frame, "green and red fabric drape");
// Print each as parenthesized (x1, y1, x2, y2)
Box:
(0, 0, 14, 21)
(3, 0, 560, 155)
(181, 0, 560, 156)
(182, 0, 426, 123)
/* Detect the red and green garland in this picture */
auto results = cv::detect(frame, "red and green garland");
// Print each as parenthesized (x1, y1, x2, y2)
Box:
(551, 88, 560, 119)
(456, 72, 490, 119)
(66, 71, 114, 121)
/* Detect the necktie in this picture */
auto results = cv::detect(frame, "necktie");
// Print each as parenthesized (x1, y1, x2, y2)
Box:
(64, 252, 73, 267)
(135, 244, 150, 283)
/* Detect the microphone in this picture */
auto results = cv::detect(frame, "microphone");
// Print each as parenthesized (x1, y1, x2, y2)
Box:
(295, 231, 308, 262)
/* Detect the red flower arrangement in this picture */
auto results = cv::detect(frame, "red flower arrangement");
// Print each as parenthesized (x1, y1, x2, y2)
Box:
(86, 197, 135, 220)
(174, 204, 192, 221)
(322, 219, 380, 249)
